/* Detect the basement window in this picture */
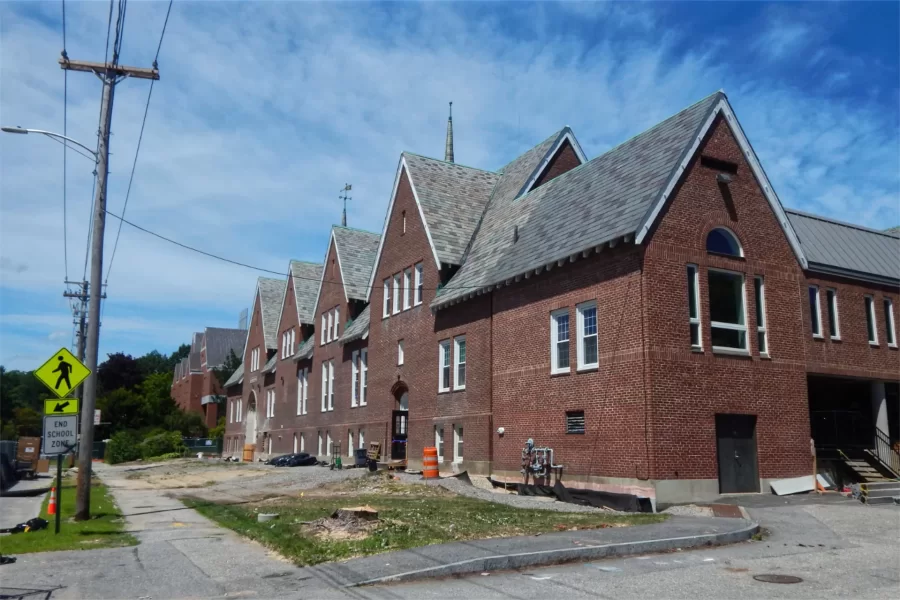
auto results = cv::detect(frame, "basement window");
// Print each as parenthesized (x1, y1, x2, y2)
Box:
(708, 269, 748, 353)
(566, 410, 586, 434)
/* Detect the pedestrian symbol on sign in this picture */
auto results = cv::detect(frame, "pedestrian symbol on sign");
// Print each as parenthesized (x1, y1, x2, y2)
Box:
(53, 356, 73, 390)
(34, 347, 91, 399)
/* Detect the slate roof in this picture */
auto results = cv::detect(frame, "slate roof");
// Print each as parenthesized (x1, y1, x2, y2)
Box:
(223, 363, 244, 388)
(262, 353, 277, 374)
(786, 209, 900, 283)
(289, 261, 323, 325)
(189, 332, 203, 372)
(292, 336, 314, 362)
(332, 227, 381, 301)
(433, 92, 722, 309)
(340, 305, 370, 345)
(258, 277, 287, 349)
(204, 327, 246, 368)
(403, 154, 500, 265)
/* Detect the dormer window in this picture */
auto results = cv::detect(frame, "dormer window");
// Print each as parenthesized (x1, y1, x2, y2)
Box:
(706, 228, 743, 258)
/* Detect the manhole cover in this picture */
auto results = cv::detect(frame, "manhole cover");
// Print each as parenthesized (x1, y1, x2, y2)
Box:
(753, 574, 803, 584)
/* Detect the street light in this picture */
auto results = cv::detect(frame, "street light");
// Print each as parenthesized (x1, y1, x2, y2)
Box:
(1, 126, 97, 160)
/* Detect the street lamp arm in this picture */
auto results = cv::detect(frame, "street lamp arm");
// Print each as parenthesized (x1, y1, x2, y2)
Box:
(1, 126, 98, 159)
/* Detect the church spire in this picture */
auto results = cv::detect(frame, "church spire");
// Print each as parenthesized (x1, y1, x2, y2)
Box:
(444, 101, 454, 163)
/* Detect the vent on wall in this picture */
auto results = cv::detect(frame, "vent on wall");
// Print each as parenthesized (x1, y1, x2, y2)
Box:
(700, 155, 738, 174)
(566, 410, 585, 434)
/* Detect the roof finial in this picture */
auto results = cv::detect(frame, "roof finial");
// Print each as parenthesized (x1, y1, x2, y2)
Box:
(340, 183, 352, 227)
(444, 101, 454, 163)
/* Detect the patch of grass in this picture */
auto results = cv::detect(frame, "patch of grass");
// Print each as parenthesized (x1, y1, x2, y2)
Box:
(0, 479, 137, 554)
(185, 473, 665, 566)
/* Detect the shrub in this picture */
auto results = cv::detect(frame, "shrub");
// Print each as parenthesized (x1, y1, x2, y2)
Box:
(209, 417, 225, 440)
(139, 431, 185, 460)
(106, 430, 142, 465)
(146, 452, 181, 461)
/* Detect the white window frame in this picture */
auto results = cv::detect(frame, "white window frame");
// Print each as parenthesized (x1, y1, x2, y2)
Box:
(453, 425, 463, 463)
(293, 434, 298, 454)
(237, 399, 242, 422)
(866, 295, 879, 345)
(453, 336, 466, 390)
(688, 264, 702, 350)
(397, 340, 404, 366)
(435, 426, 444, 462)
(708, 268, 749, 355)
(414, 263, 423, 305)
(333, 306, 340, 339)
(348, 431, 354, 457)
(809, 285, 823, 338)
(328, 360, 335, 411)
(383, 278, 391, 318)
(393, 273, 401, 314)
(754, 276, 768, 357)
(884, 298, 896, 347)
(550, 309, 570, 374)
(229, 399, 234, 423)
(321, 363, 328, 412)
(576, 301, 599, 371)
(321, 314, 327, 345)
(326, 311, 333, 343)
(359, 429, 365, 449)
(300, 433, 305, 452)
(826, 288, 841, 340)
(351, 350, 359, 407)
(326, 431, 333, 457)
(359, 349, 368, 406)
(403, 268, 412, 310)
(290, 329, 295, 355)
(318, 432, 323, 456)
(438, 340, 451, 392)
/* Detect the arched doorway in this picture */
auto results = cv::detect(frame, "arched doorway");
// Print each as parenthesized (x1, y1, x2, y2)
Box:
(391, 382, 409, 461)
(245, 391, 258, 447)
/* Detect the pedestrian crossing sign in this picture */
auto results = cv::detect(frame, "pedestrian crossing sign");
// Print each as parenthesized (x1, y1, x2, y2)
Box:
(34, 347, 91, 399)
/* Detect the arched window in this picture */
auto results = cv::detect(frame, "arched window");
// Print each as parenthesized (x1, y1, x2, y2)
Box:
(706, 228, 743, 257)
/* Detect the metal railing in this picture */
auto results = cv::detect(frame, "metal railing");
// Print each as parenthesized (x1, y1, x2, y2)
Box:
(873, 428, 900, 478)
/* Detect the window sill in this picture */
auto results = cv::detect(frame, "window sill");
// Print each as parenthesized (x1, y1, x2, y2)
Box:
(453, 386, 466, 392)
(759, 352, 771, 360)
(812, 334, 824, 340)
(830, 336, 841, 342)
(889, 344, 898, 350)
(691, 346, 704, 353)
(869, 343, 880, 348)
(438, 388, 451, 394)
(712, 347, 750, 357)
(576, 365, 599, 373)
(550, 369, 570, 377)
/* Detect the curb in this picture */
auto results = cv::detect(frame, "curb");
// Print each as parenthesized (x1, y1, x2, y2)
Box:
(351, 520, 760, 587)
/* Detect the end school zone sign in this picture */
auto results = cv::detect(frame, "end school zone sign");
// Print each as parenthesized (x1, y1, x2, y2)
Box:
(43, 415, 78, 455)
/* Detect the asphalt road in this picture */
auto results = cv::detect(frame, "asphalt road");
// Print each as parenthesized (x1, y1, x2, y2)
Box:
(1, 464, 897, 599)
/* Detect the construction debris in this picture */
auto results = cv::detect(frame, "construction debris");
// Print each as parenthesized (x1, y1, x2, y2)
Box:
(770, 476, 816, 496)
(302, 506, 380, 541)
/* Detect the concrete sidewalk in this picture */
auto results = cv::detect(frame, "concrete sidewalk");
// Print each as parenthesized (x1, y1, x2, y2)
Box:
(0, 475, 53, 530)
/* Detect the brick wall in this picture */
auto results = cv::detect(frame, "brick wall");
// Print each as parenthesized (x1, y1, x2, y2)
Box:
(231, 292, 268, 452)
(532, 140, 580, 190)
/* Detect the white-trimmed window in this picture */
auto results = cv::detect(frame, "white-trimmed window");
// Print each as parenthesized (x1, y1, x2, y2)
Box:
(290, 329, 295, 355)
(237, 399, 242, 422)
(866, 295, 878, 345)
(383, 278, 391, 318)
(550, 309, 570, 374)
(327, 311, 333, 343)
(328, 360, 335, 411)
(229, 399, 234, 423)
(439, 340, 451, 392)
(435, 426, 444, 462)
(397, 340, 404, 366)
(453, 425, 463, 463)
(403, 268, 412, 310)
(453, 336, 466, 390)
(326, 432, 333, 456)
(754, 276, 768, 356)
(297, 368, 308, 415)
(293, 434, 298, 453)
(415, 263, 423, 305)
(884, 298, 896, 347)
(576, 301, 598, 370)
(318, 432, 323, 456)
(321, 314, 327, 344)
(348, 431, 354, 457)
(687, 265, 701, 349)
(321, 363, 328, 412)
(360, 349, 368, 406)
(351, 350, 359, 407)
(300, 433, 305, 452)
(809, 286, 822, 338)
(827, 288, 840, 340)
(267, 388, 276, 418)
(333, 306, 340, 339)
(393, 274, 401, 314)
(708, 269, 748, 353)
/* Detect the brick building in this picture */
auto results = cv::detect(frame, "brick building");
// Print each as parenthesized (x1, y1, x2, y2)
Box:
(217, 92, 898, 502)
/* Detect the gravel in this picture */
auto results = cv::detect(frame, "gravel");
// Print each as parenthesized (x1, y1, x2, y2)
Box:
(661, 504, 714, 517)
(396, 472, 618, 513)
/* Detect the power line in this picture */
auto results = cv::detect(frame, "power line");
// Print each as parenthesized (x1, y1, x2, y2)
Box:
(155, 0, 173, 62)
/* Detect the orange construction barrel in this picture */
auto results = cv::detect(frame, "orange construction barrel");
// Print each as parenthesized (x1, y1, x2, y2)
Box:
(242, 443, 255, 462)
(423, 446, 439, 479)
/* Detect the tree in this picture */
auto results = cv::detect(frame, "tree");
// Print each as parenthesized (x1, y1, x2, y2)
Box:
(97, 388, 147, 433)
(140, 372, 176, 421)
(97, 353, 143, 395)
(211, 349, 242, 388)
(137, 350, 171, 378)
(13, 407, 42, 437)
(167, 343, 191, 372)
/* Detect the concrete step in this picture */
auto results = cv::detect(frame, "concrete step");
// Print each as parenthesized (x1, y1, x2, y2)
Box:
(866, 488, 900, 499)
(864, 495, 900, 505)
(862, 481, 900, 491)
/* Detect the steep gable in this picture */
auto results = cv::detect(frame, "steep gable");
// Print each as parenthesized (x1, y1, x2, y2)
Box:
(289, 261, 324, 324)
(330, 227, 380, 302)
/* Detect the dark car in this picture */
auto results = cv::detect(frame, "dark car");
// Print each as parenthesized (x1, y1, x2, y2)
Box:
(264, 453, 317, 467)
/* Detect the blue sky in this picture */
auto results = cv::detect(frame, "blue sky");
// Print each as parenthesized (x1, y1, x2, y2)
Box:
(1, 1, 898, 371)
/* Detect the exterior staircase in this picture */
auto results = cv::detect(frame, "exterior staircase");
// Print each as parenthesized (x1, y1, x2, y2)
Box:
(843, 455, 893, 483)
(859, 480, 900, 505)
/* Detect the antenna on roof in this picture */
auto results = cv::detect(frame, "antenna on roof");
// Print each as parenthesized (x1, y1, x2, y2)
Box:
(340, 183, 352, 227)
(445, 102, 454, 163)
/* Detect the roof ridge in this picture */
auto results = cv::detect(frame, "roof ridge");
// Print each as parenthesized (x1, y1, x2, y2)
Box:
(290, 259, 321, 266)
(786, 208, 900, 238)
(498, 128, 566, 173)
(403, 151, 499, 174)
(332, 224, 381, 236)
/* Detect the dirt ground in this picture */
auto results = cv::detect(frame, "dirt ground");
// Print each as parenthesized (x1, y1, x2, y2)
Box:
(114, 458, 270, 490)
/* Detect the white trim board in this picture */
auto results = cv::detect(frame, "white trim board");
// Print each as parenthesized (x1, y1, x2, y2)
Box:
(634, 96, 808, 269)
(365, 155, 442, 303)
(517, 128, 587, 199)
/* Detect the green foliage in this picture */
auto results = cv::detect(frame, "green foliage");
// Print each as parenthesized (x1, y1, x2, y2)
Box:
(211, 349, 242, 389)
(146, 452, 182, 461)
(139, 431, 185, 460)
(106, 430, 143, 465)
(97, 388, 147, 432)
(97, 352, 143, 395)
(164, 411, 207, 438)
(136, 350, 171, 377)
(13, 407, 42, 437)
(209, 416, 226, 440)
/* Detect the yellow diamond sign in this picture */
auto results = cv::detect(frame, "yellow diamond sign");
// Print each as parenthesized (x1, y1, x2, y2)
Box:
(34, 347, 91, 399)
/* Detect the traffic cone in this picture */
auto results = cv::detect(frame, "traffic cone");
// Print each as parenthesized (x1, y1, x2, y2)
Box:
(48, 487, 57, 516)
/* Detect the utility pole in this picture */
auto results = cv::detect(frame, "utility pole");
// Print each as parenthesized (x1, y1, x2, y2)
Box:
(60, 55, 159, 521)
(340, 184, 352, 227)
(63, 280, 98, 401)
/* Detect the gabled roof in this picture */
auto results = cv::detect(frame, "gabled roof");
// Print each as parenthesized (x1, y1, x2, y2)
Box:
(292, 336, 315, 362)
(328, 226, 380, 302)
(262, 353, 277, 374)
(189, 332, 203, 372)
(204, 327, 246, 368)
(223, 363, 243, 388)
(340, 305, 370, 345)
(283, 261, 323, 326)
(786, 209, 900, 284)
(258, 278, 287, 349)
(433, 92, 807, 310)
